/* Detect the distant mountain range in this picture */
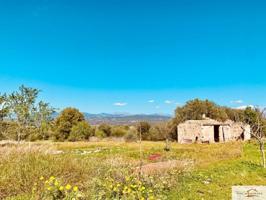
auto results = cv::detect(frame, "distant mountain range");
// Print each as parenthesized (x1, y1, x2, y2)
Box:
(53, 112, 172, 125)
(83, 113, 172, 125)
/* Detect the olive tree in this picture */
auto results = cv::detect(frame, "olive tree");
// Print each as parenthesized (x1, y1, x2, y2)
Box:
(8, 85, 54, 141)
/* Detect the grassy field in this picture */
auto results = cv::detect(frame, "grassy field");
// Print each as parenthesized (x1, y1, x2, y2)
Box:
(0, 140, 265, 199)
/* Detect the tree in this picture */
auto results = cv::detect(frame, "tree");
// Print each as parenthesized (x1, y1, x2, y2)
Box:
(54, 107, 85, 141)
(223, 107, 244, 122)
(69, 121, 92, 141)
(175, 99, 228, 122)
(0, 93, 9, 121)
(169, 99, 233, 140)
(33, 101, 55, 140)
(7, 85, 54, 141)
(243, 107, 266, 168)
(8, 85, 39, 126)
(8, 85, 40, 141)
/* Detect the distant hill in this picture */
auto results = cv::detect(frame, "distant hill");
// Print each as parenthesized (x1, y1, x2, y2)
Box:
(83, 113, 172, 125)
(53, 112, 172, 125)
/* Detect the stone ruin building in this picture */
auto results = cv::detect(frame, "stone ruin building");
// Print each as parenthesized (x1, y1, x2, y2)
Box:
(177, 117, 251, 144)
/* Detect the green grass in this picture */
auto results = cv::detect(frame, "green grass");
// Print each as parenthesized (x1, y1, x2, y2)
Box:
(0, 140, 265, 199)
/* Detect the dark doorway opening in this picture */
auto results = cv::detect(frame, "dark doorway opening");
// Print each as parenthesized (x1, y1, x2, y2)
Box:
(240, 132, 244, 140)
(214, 125, 220, 142)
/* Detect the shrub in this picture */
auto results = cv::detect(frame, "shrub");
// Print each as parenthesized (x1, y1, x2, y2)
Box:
(95, 130, 106, 138)
(68, 121, 92, 141)
(147, 127, 165, 141)
(124, 129, 138, 142)
(111, 126, 127, 137)
(0, 121, 18, 140)
(26, 127, 42, 141)
(98, 124, 112, 137)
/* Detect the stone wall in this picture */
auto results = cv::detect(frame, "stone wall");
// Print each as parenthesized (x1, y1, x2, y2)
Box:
(177, 121, 201, 143)
(201, 125, 214, 143)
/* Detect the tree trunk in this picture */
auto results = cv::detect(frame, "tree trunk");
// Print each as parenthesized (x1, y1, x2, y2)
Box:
(259, 141, 266, 168)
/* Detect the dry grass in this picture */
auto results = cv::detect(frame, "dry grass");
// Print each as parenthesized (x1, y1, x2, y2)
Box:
(0, 142, 56, 156)
(136, 159, 193, 175)
(0, 140, 247, 199)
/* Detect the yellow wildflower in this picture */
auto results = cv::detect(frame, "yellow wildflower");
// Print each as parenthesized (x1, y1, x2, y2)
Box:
(139, 186, 145, 191)
(47, 187, 52, 191)
(49, 176, 55, 181)
(65, 184, 72, 190)
(39, 176, 44, 181)
(59, 186, 64, 191)
(73, 186, 78, 192)
(54, 180, 59, 186)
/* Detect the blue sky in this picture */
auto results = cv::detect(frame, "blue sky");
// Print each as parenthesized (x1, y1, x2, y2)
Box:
(0, 0, 266, 114)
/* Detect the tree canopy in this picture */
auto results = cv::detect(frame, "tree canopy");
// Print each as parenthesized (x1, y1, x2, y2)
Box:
(54, 107, 85, 141)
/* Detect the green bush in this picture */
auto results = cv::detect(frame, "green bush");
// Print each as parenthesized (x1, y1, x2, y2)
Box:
(124, 129, 138, 142)
(111, 126, 127, 137)
(95, 130, 106, 138)
(146, 127, 165, 141)
(0, 121, 18, 140)
(68, 121, 92, 141)
(98, 124, 112, 137)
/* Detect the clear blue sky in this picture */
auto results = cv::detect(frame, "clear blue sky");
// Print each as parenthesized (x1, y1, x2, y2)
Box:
(0, 0, 266, 114)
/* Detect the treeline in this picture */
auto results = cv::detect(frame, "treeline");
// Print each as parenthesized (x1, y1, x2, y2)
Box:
(0, 85, 169, 141)
(0, 86, 265, 142)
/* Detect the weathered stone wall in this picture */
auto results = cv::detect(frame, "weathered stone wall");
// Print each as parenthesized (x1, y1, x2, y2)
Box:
(219, 125, 231, 142)
(201, 125, 214, 143)
(229, 122, 251, 141)
(243, 124, 251, 140)
(177, 121, 201, 143)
